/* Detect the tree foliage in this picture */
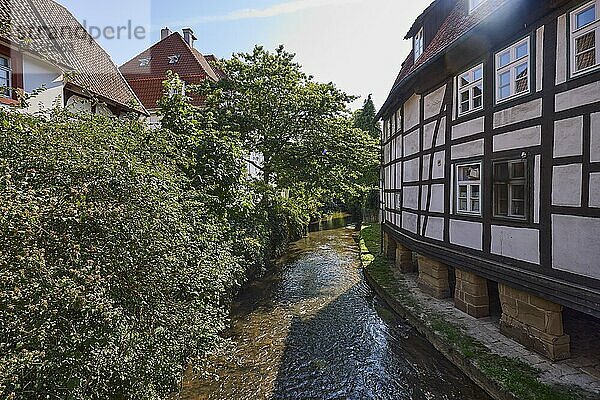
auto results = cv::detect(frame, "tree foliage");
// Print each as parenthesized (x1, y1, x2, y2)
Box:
(352, 94, 381, 139)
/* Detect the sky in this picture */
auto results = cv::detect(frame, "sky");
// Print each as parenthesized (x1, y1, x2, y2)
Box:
(55, 0, 431, 110)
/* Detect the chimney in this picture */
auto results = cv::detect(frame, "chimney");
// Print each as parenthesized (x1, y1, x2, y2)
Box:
(182, 28, 197, 48)
(161, 27, 171, 40)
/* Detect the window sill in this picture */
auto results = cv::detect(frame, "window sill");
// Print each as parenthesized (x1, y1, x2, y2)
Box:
(569, 63, 600, 80)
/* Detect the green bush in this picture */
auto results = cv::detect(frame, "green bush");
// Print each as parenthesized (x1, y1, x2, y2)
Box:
(0, 110, 245, 399)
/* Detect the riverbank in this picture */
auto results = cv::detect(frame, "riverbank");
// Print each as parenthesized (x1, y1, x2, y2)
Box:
(358, 224, 598, 400)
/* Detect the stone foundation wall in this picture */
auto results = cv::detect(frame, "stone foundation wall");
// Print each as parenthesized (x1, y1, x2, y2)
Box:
(417, 255, 450, 299)
(395, 243, 415, 273)
(455, 269, 489, 318)
(499, 284, 570, 361)
(383, 232, 396, 260)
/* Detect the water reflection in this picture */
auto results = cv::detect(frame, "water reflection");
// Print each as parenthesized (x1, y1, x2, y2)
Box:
(181, 226, 490, 400)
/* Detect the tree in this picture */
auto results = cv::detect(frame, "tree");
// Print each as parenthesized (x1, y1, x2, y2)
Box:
(194, 45, 380, 218)
(352, 94, 381, 139)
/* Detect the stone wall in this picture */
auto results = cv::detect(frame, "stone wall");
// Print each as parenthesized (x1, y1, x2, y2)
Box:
(455, 269, 489, 318)
(417, 255, 450, 299)
(499, 284, 570, 361)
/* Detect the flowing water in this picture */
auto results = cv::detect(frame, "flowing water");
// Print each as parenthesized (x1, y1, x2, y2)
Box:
(181, 223, 491, 400)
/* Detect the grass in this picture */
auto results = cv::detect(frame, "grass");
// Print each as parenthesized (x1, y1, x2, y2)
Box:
(358, 224, 591, 400)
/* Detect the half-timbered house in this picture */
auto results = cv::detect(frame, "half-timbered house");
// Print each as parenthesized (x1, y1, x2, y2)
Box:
(377, 0, 600, 360)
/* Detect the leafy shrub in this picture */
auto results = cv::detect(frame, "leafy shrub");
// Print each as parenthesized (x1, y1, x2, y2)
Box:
(0, 110, 245, 399)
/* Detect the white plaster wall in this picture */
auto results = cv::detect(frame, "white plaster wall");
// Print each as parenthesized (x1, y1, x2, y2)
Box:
(429, 184, 445, 213)
(403, 158, 420, 182)
(403, 130, 420, 157)
(589, 173, 600, 208)
(402, 211, 418, 234)
(536, 26, 544, 92)
(96, 103, 114, 117)
(66, 95, 92, 114)
(423, 117, 446, 150)
(422, 154, 431, 180)
(534, 155, 541, 224)
(493, 98, 543, 128)
(22, 85, 63, 114)
(552, 164, 582, 207)
(554, 116, 583, 157)
(491, 225, 540, 264)
(592, 112, 600, 163)
(421, 186, 429, 211)
(552, 214, 600, 279)
(451, 139, 484, 160)
(493, 126, 541, 152)
(23, 55, 63, 93)
(395, 163, 402, 190)
(404, 94, 421, 132)
(424, 85, 446, 120)
(403, 186, 419, 210)
(555, 81, 600, 112)
(425, 217, 444, 241)
(452, 116, 484, 140)
(432, 151, 445, 179)
(555, 14, 567, 85)
(450, 219, 483, 250)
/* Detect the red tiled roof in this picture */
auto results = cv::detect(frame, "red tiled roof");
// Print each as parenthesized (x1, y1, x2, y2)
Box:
(120, 33, 219, 111)
(380, 0, 511, 117)
(0, 0, 146, 114)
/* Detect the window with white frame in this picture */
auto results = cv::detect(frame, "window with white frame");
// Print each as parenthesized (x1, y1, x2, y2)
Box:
(570, 1, 599, 75)
(469, 0, 486, 13)
(414, 28, 424, 61)
(455, 162, 482, 215)
(495, 37, 530, 103)
(0, 55, 11, 98)
(493, 159, 527, 219)
(457, 64, 483, 116)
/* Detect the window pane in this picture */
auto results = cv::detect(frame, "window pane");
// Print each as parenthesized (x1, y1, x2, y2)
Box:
(577, 51, 597, 71)
(471, 200, 480, 212)
(0, 56, 8, 68)
(512, 184, 525, 200)
(511, 161, 525, 178)
(499, 51, 511, 67)
(495, 184, 508, 215)
(460, 73, 470, 87)
(577, 31, 596, 53)
(472, 84, 482, 109)
(461, 101, 470, 113)
(515, 63, 528, 93)
(459, 199, 468, 211)
(459, 185, 468, 198)
(471, 185, 480, 199)
(460, 90, 470, 113)
(498, 71, 511, 99)
(576, 5, 596, 29)
(494, 162, 509, 180)
(511, 200, 525, 216)
(516, 42, 528, 59)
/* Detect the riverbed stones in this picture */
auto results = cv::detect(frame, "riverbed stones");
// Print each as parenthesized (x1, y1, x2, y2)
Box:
(454, 269, 490, 318)
(417, 255, 450, 299)
(499, 284, 570, 361)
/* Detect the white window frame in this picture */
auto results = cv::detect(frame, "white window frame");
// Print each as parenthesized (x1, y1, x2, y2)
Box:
(414, 28, 424, 62)
(570, 0, 600, 76)
(495, 37, 531, 104)
(0, 55, 12, 98)
(455, 162, 482, 216)
(456, 63, 484, 117)
(469, 0, 486, 13)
